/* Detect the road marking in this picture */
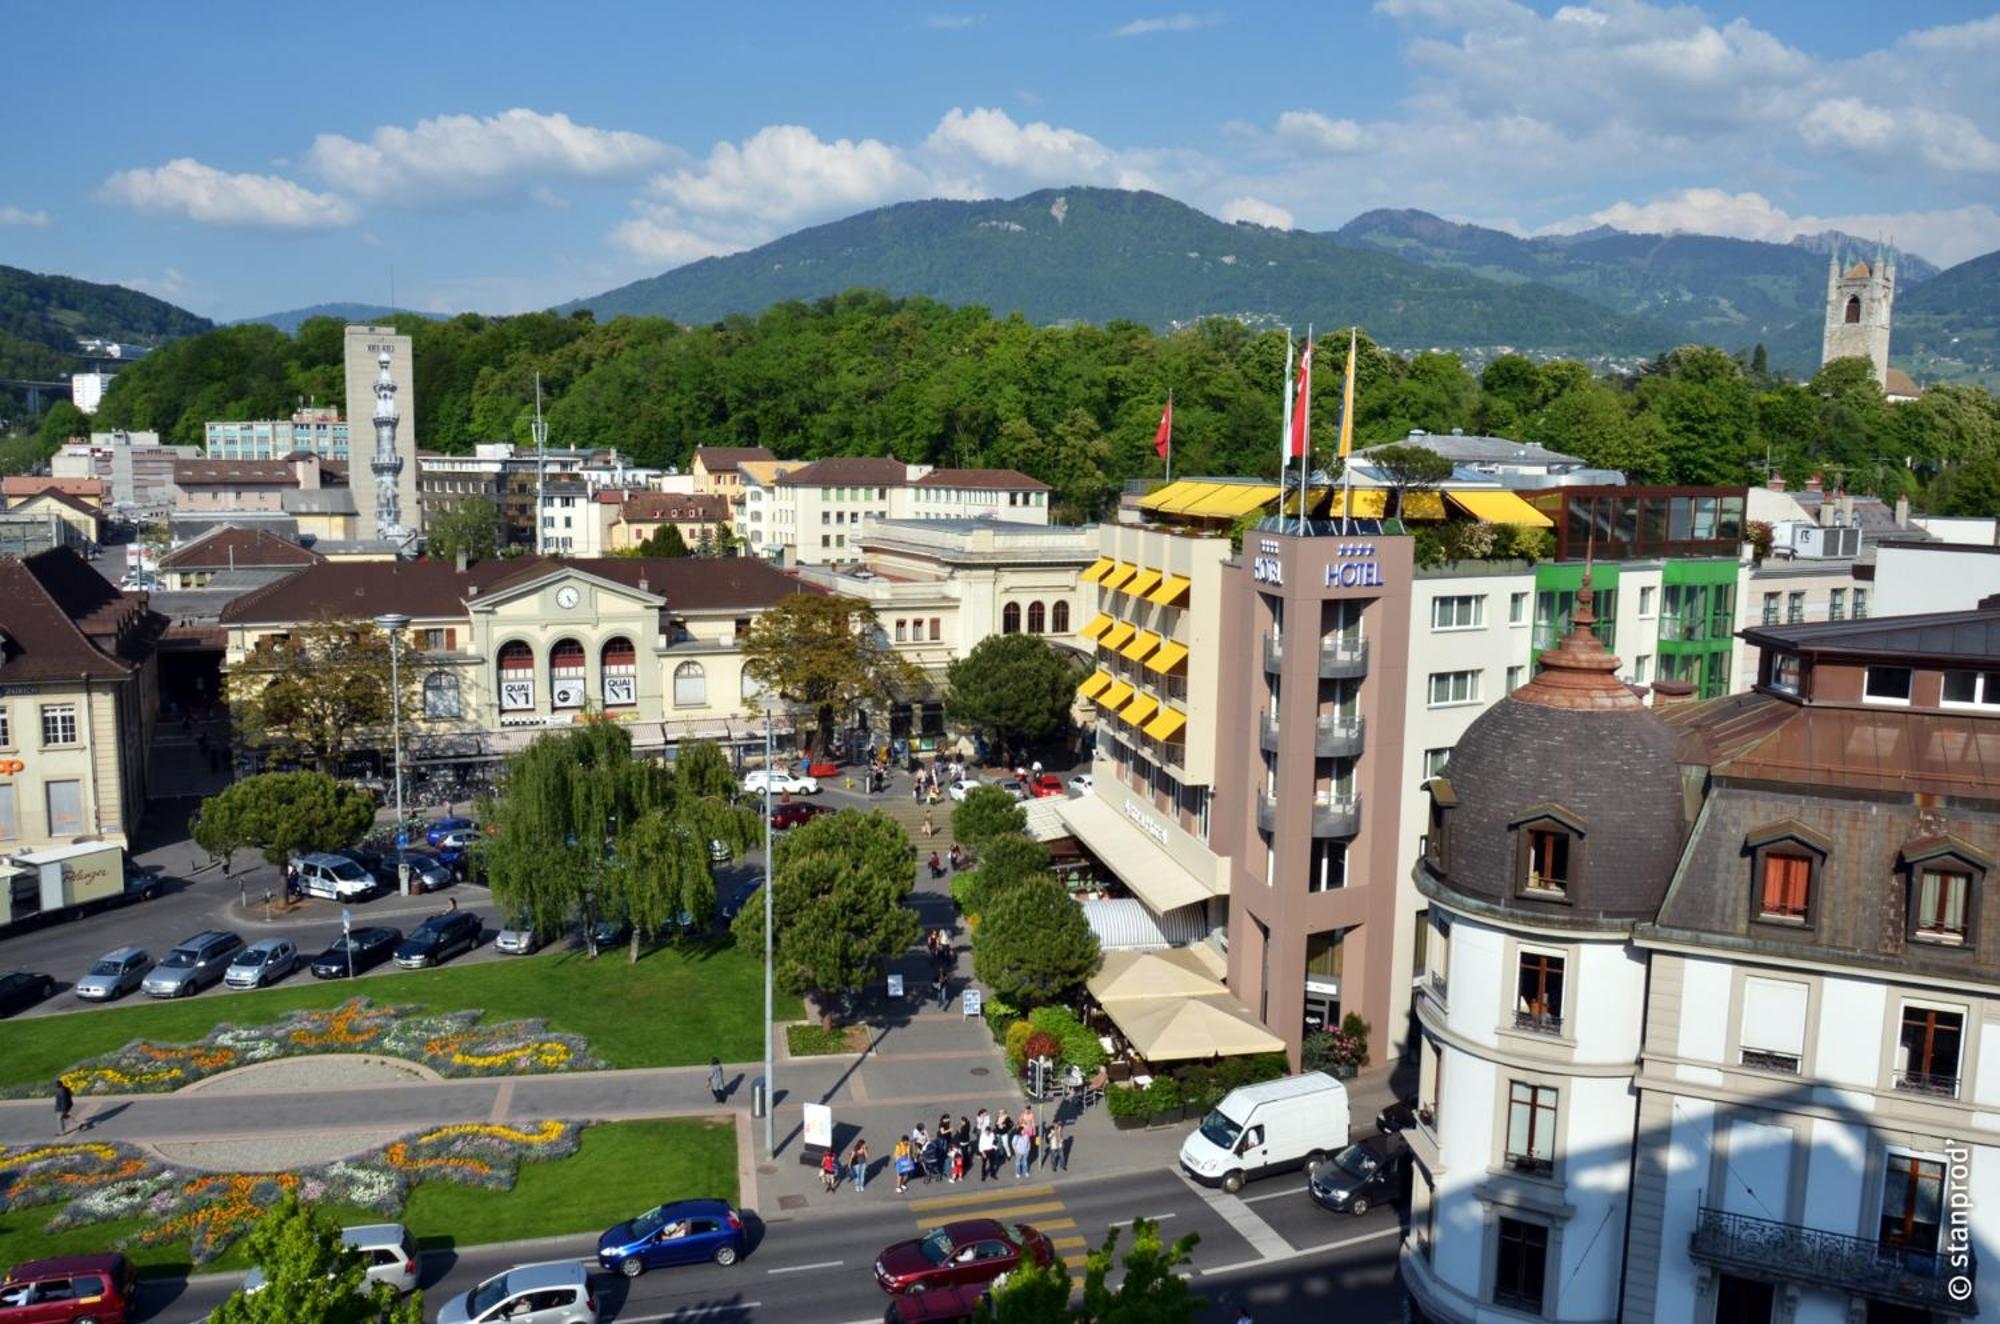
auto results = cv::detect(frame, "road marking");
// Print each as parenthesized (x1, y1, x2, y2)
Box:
(1239, 1184, 1309, 1204)
(615, 1305, 762, 1321)
(911, 1200, 1065, 1228)
(1199, 1223, 1403, 1276)
(1061, 1252, 1089, 1268)
(1050, 1235, 1088, 1250)
(1107, 1212, 1177, 1228)
(1174, 1173, 1292, 1263)
(765, 1259, 842, 1275)
(909, 1183, 1055, 1213)
(1027, 1218, 1077, 1233)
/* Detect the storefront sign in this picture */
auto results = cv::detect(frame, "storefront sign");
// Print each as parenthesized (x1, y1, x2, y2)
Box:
(1325, 543, 1385, 590)
(0, 686, 39, 697)
(551, 680, 586, 709)
(1123, 798, 1169, 846)
(499, 678, 535, 711)
(1252, 538, 1283, 586)
(602, 675, 636, 706)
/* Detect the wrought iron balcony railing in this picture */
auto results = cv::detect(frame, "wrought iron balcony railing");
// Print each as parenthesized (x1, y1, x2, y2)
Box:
(1690, 1206, 1976, 1315)
(1893, 1068, 1960, 1098)
(1513, 1010, 1564, 1036)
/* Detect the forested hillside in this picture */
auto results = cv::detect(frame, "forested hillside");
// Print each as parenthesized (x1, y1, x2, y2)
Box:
(90, 292, 2000, 520)
(0, 264, 212, 424)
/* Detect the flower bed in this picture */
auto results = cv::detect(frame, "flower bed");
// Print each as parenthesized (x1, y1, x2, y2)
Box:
(0, 1119, 584, 1265)
(26, 998, 600, 1098)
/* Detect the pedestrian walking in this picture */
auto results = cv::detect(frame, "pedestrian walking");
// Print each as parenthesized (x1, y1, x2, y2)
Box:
(1012, 1128, 1032, 1178)
(977, 1125, 996, 1181)
(707, 1056, 726, 1104)
(934, 972, 949, 1009)
(850, 1139, 870, 1193)
(894, 1137, 914, 1194)
(820, 1148, 839, 1193)
(1020, 1108, 1038, 1164)
(922, 809, 935, 839)
(53, 1079, 72, 1135)
(1044, 1118, 1066, 1172)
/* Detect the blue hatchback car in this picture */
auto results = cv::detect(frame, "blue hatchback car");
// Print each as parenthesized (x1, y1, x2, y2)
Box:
(425, 816, 477, 848)
(596, 1198, 745, 1277)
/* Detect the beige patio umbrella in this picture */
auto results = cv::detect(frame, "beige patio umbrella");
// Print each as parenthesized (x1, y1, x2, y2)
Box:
(1110, 994, 1287, 1063)
(1087, 948, 1226, 1003)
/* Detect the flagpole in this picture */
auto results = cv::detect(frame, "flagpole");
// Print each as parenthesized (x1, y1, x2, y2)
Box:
(1298, 324, 1312, 536)
(1165, 392, 1173, 485)
(1340, 327, 1357, 536)
(1279, 332, 1294, 531)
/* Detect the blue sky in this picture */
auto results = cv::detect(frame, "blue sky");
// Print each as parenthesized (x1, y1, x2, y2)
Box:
(4, 0, 1997, 320)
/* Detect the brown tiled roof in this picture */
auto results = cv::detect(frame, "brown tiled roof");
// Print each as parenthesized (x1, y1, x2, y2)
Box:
(620, 493, 730, 523)
(1885, 367, 1923, 398)
(776, 457, 910, 487)
(2, 477, 104, 501)
(911, 468, 1050, 492)
(14, 489, 103, 520)
(159, 526, 324, 572)
(173, 459, 301, 487)
(692, 446, 776, 472)
(0, 549, 162, 681)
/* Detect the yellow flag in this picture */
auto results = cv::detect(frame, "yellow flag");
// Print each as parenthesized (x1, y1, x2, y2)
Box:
(1337, 327, 1358, 458)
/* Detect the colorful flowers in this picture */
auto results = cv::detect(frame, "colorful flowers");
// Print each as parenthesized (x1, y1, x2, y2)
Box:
(27, 998, 601, 1098)
(0, 1141, 161, 1214)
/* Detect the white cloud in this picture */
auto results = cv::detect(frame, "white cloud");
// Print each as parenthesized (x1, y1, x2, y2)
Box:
(99, 159, 356, 229)
(608, 215, 746, 266)
(0, 205, 51, 228)
(1570, 188, 2000, 267)
(926, 107, 1118, 182)
(1799, 98, 2000, 173)
(1112, 12, 1219, 36)
(308, 108, 670, 206)
(649, 124, 922, 224)
(1274, 110, 1368, 155)
(1219, 196, 1295, 229)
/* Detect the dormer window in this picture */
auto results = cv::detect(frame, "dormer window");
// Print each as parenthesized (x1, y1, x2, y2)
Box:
(1900, 837, 1986, 949)
(1745, 819, 1830, 929)
(1864, 666, 1914, 706)
(1425, 778, 1456, 872)
(1769, 653, 1801, 696)
(1525, 830, 1570, 895)
(1510, 806, 1583, 900)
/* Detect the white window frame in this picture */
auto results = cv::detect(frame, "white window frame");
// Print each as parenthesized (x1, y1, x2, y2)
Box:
(1940, 669, 2000, 709)
(1427, 670, 1482, 708)
(1863, 665, 1914, 707)
(1505, 665, 1525, 692)
(1637, 585, 1656, 618)
(39, 704, 78, 747)
(1509, 592, 1529, 626)
(1423, 747, 1451, 779)
(1431, 595, 1486, 632)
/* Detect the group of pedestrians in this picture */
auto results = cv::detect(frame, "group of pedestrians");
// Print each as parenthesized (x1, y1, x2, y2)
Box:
(925, 842, 967, 879)
(821, 1107, 1073, 1195)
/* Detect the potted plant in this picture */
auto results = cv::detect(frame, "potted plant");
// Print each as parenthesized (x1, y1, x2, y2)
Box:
(1106, 1082, 1150, 1131)
(1146, 1076, 1183, 1127)
(1178, 1064, 1220, 1120)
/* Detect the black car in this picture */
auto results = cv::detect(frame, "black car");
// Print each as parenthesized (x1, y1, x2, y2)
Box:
(394, 911, 482, 969)
(1376, 1094, 1419, 1135)
(720, 879, 762, 920)
(309, 926, 403, 979)
(0, 970, 56, 1016)
(1308, 1135, 1410, 1216)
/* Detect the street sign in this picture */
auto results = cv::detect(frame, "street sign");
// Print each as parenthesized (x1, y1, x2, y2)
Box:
(962, 988, 982, 1019)
(341, 908, 352, 932)
(802, 1102, 833, 1150)
(887, 974, 904, 1000)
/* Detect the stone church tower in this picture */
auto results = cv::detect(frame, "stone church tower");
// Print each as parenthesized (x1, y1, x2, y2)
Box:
(1820, 248, 1895, 386)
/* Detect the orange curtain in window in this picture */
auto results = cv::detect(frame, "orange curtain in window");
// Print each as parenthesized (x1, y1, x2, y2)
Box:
(1761, 854, 1809, 916)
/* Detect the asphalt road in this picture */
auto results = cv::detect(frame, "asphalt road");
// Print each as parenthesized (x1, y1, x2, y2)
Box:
(138, 1166, 1407, 1323)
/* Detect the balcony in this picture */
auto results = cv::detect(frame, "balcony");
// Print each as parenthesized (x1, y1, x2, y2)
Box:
(1762, 606, 1780, 626)
(1262, 635, 1283, 674)
(1425, 969, 1448, 1005)
(1658, 615, 1708, 642)
(1512, 1010, 1564, 1036)
(1319, 636, 1369, 679)
(1787, 605, 1807, 624)
(1689, 1206, 1977, 1316)
(1256, 790, 1362, 837)
(1316, 715, 1365, 758)
(1893, 1068, 1960, 1099)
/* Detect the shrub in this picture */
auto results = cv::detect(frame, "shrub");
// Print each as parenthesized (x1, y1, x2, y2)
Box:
(1105, 1082, 1149, 1119)
(1021, 1030, 1061, 1066)
(1146, 1076, 1183, 1115)
(981, 996, 1018, 1045)
(1339, 1012, 1373, 1069)
(1177, 1063, 1221, 1113)
(1028, 1005, 1105, 1074)
(949, 873, 982, 918)
(1004, 1019, 1035, 1074)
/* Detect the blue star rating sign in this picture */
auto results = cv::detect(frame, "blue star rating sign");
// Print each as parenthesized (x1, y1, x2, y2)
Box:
(1325, 543, 1385, 589)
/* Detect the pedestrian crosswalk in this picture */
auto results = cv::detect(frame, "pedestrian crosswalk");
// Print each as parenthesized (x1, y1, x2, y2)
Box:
(905, 1182, 1093, 1289)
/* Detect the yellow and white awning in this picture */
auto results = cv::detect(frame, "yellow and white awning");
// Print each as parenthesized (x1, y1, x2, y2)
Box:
(1145, 707, 1188, 741)
(1099, 620, 1137, 652)
(1122, 568, 1163, 599)
(1146, 640, 1189, 673)
(1121, 630, 1161, 663)
(1120, 693, 1161, 727)
(1078, 612, 1115, 642)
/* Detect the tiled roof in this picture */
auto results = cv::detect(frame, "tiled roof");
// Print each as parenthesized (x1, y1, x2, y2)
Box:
(159, 526, 324, 571)
(1739, 607, 2000, 662)
(738, 460, 808, 486)
(912, 468, 1050, 492)
(0, 549, 162, 681)
(15, 489, 102, 519)
(776, 457, 911, 487)
(173, 459, 302, 487)
(1885, 367, 1923, 398)
(2, 477, 104, 500)
(692, 446, 776, 472)
(620, 493, 730, 522)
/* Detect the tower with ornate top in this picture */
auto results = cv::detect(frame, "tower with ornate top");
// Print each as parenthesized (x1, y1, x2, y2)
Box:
(369, 349, 404, 543)
(1820, 246, 1895, 387)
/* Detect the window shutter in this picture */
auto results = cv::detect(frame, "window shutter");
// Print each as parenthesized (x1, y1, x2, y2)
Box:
(1740, 977, 1808, 1057)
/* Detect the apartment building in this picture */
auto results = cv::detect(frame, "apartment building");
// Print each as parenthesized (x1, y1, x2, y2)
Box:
(204, 407, 348, 461)
(607, 493, 731, 555)
(691, 446, 776, 499)
(761, 459, 1050, 565)
(51, 431, 197, 514)
(415, 444, 638, 548)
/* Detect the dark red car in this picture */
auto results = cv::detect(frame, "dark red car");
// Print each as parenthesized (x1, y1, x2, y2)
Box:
(1024, 775, 1066, 799)
(883, 1282, 991, 1322)
(874, 1219, 1053, 1295)
(770, 802, 828, 830)
(1, 1252, 138, 1323)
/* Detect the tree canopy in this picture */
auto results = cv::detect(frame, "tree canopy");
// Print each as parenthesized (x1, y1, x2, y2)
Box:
(193, 772, 375, 870)
(740, 591, 920, 752)
(973, 874, 1101, 1007)
(424, 494, 500, 564)
(950, 785, 1028, 854)
(946, 634, 1083, 762)
(977, 1217, 1202, 1324)
(210, 1192, 421, 1324)
(226, 621, 418, 772)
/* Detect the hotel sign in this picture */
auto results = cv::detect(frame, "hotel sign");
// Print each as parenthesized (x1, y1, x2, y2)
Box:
(1123, 798, 1169, 846)
(1252, 538, 1283, 586)
(1325, 542, 1386, 590)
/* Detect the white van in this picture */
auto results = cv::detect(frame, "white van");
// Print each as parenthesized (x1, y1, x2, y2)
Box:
(1178, 1071, 1351, 1193)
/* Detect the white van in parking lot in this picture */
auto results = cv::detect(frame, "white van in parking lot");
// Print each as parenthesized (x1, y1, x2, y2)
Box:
(1178, 1071, 1351, 1193)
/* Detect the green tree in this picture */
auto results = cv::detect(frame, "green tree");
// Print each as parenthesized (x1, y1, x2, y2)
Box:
(425, 494, 500, 564)
(210, 1192, 421, 1324)
(946, 634, 1082, 763)
(479, 722, 667, 958)
(741, 591, 921, 754)
(1364, 443, 1453, 519)
(977, 1217, 1202, 1324)
(605, 740, 759, 961)
(35, 399, 87, 448)
(194, 772, 375, 871)
(1925, 455, 2000, 517)
(952, 832, 1050, 920)
(950, 785, 1027, 854)
(637, 523, 690, 557)
(973, 875, 1100, 1007)
(732, 809, 920, 1025)
(226, 621, 419, 771)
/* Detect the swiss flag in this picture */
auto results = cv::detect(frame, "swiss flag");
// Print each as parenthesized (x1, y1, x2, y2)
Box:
(1289, 339, 1313, 458)
(1154, 398, 1173, 459)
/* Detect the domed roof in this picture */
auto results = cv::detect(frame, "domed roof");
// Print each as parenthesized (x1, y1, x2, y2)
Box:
(1431, 573, 1686, 924)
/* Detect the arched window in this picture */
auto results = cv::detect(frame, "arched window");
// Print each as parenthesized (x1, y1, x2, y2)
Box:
(1002, 602, 1021, 634)
(1051, 601, 1070, 633)
(1845, 296, 1862, 324)
(422, 672, 462, 719)
(497, 640, 535, 711)
(673, 661, 707, 708)
(601, 636, 637, 708)
(1027, 601, 1046, 634)
(549, 637, 586, 709)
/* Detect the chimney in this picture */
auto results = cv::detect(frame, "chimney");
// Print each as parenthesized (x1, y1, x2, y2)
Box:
(1803, 473, 1824, 496)
(455, 547, 469, 573)
(638, 572, 649, 594)
(1839, 493, 1854, 527)
(1650, 678, 1697, 707)
(1767, 472, 1787, 492)
(1895, 493, 1911, 527)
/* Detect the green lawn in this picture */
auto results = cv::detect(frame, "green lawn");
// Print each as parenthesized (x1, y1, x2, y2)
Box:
(0, 939, 800, 1092)
(785, 1023, 866, 1056)
(0, 1120, 736, 1278)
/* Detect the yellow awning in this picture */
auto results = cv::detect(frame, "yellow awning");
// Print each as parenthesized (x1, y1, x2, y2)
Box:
(1145, 707, 1188, 741)
(1078, 612, 1114, 642)
(1446, 489, 1554, 527)
(1325, 488, 1446, 520)
(1120, 693, 1161, 727)
(1077, 669, 1113, 700)
(1079, 556, 1115, 583)
(1099, 620, 1137, 651)
(1146, 640, 1190, 673)
(1121, 630, 1161, 663)
(1123, 568, 1163, 599)
(1184, 484, 1282, 517)
(1099, 680, 1135, 710)
(1141, 480, 1225, 514)
(1149, 574, 1191, 607)
(1099, 562, 1138, 592)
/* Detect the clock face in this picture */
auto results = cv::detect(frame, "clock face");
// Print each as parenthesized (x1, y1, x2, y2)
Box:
(555, 586, 579, 610)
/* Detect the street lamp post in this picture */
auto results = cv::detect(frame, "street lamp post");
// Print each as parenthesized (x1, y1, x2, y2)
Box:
(762, 699, 776, 1159)
(374, 613, 412, 896)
